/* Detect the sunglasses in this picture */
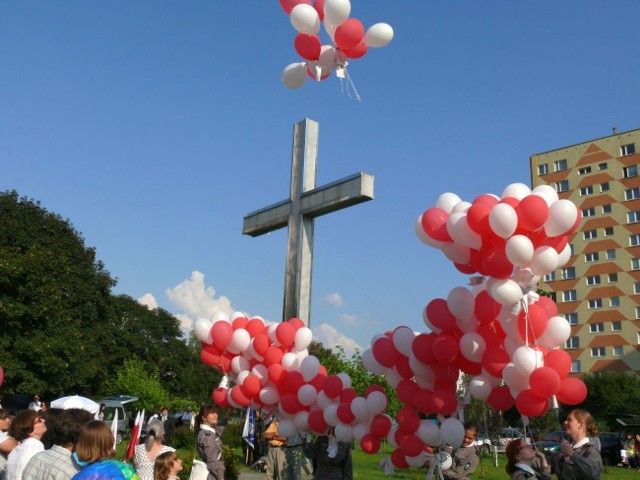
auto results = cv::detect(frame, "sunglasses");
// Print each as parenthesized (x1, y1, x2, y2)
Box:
(33, 416, 45, 425)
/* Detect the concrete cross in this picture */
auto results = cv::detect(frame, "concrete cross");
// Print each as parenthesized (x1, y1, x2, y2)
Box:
(242, 118, 374, 326)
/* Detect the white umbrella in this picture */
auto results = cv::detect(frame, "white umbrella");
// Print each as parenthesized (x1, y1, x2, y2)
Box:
(111, 408, 119, 449)
(50, 395, 100, 416)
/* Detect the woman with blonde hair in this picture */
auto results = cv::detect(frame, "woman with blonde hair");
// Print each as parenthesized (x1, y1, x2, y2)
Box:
(505, 439, 551, 480)
(133, 419, 175, 480)
(153, 451, 183, 480)
(550, 409, 603, 480)
(71, 420, 138, 480)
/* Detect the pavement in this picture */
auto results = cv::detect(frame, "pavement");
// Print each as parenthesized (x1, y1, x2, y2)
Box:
(238, 472, 266, 480)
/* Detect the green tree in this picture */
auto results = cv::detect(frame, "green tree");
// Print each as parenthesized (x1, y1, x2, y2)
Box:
(0, 191, 115, 397)
(104, 357, 169, 412)
(581, 372, 640, 428)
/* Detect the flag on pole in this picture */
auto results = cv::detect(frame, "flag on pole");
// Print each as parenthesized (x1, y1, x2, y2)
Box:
(111, 408, 119, 450)
(242, 408, 255, 449)
(125, 409, 145, 461)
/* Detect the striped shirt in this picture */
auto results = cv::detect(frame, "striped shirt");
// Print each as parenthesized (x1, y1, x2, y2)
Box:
(23, 445, 80, 480)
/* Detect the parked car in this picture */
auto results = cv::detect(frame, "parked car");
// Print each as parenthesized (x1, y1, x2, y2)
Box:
(599, 432, 622, 466)
(535, 430, 571, 453)
(489, 427, 531, 452)
(99, 395, 138, 443)
(472, 432, 492, 453)
(0, 394, 31, 415)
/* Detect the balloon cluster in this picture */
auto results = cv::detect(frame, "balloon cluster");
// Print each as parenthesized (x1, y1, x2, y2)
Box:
(195, 312, 394, 447)
(279, 0, 394, 89)
(416, 183, 580, 307)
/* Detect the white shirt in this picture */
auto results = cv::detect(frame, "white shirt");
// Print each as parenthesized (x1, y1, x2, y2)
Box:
(573, 438, 589, 449)
(6, 438, 44, 480)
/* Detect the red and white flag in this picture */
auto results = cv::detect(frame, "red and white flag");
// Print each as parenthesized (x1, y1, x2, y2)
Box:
(125, 409, 145, 461)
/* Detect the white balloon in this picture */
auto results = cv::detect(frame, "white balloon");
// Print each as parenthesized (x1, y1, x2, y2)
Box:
(194, 318, 213, 344)
(364, 22, 394, 47)
(506, 235, 535, 267)
(282, 62, 307, 89)
(351, 397, 370, 423)
(529, 246, 559, 276)
(538, 316, 571, 349)
(251, 365, 269, 385)
(211, 311, 230, 323)
(442, 242, 471, 264)
(290, 4, 320, 34)
(299, 355, 320, 381)
(447, 287, 475, 323)
(436, 192, 462, 212)
(268, 323, 279, 343)
(406, 451, 428, 468)
(447, 212, 482, 249)
(417, 420, 441, 446)
(323, 404, 339, 427)
(440, 418, 465, 448)
(323, 18, 337, 41)
(231, 356, 250, 375)
(490, 279, 524, 305)
(315, 391, 334, 410)
(294, 411, 310, 431)
(502, 363, 530, 393)
(489, 203, 518, 238)
(544, 199, 578, 237)
(386, 425, 399, 448)
(352, 422, 370, 441)
(297, 384, 318, 406)
(335, 422, 354, 442)
(469, 375, 492, 401)
(502, 183, 531, 200)
(436, 451, 453, 470)
(416, 215, 447, 249)
(323, 0, 351, 26)
(227, 329, 250, 354)
(226, 390, 241, 409)
(259, 386, 280, 405)
(459, 332, 486, 363)
(557, 243, 572, 268)
(361, 348, 386, 375)
(295, 327, 313, 351)
(384, 368, 402, 388)
(422, 307, 442, 334)
(281, 352, 299, 372)
(236, 370, 249, 385)
(393, 326, 415, 357)
(451, 201, 472, 214)
(532, 185, 558, 206)
(307, 45, 336, 80)
(408, 353, 432, 379)
(337, 372, 352, 389)
(366, 391, 387, 416)
(511, 346, 542, 376)
(278, 418, 298, 438)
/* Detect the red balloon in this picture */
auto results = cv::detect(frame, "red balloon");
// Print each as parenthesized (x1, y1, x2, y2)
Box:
(412, 333, 436, 364)
(432, 334, 459, 364)
(308, 410, 328, 434)
(264, 346, 284, 366)
(421, 208, 452, 242)
(556, 377, 587, 405)
(284, 371, 304, 394)
(397, 379, 419, 407)
(535, 296, 558, 318)
(425, 298, 457, 333)
(365, 385, 386, 397)
(431, 388, 457, 416)
(276, 322, 296, 347)
(372, 337, 400, 368)
(323, 375, 344, 398)
(487, 386, 515, 411)
(474, 290, 501, 325)
(467, 201, 493, 235)
(396, 407, 419, 434)
(268, 364, 286, 385)
(337, 402, 356, 424)
(232, 316, 248, 330)
(309, 373, 326, 391)
(454, 262, 478, 274)
(370, 414, 392, 438)
(478, 321, 506, 350)
(517, 304, 549, 341)
(335, 18, 365, 50)
(212, 387, 229, 407)
(312, 0, 325, 20)
(482, 348, 510, 378)
(515, 389, 548, 417)
(200, 345, 221, 367)
(340, 388, 358, 404)
(360, 434, 381, 454)
(517, 195, 549, 231)
(529, 366, 561, 398)
(400, 434, 423, 457)
(230, 385, 251, 407)
(566, 209, 582, 235)
(246, 319, 266, 338)
(482, 247, 514, 279)
(342, 41, 368, 59)
(212, 321, 233, 351)
(288, 318, 305, 330)
(280, 392, 303, 414)
(455, 355, 482, 376)
(396, 355, 414, 379)
(242, 374, 261, 397)
(544, 235, 569, 254)
(253, 334, 271, 356)
(391, 448, 409, 469)
(278, 0, 312, 14)
(500, 197, 520, 209)
(545, 349, 571, 378)
(413, 389, 434, 415)
(218, 354, 232, 373)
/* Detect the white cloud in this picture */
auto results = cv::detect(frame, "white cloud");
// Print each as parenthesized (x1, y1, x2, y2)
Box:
(165, 271, 234, 330)
(338, 313, 359, 326)
(137, 293, 158, 310)
(312, 323, 362, 358)
(323, 292, 344, 307)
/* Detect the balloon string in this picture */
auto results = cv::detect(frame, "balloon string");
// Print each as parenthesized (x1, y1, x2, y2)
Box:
(521, 298, 529, 346)
(339, 66, 362, 102)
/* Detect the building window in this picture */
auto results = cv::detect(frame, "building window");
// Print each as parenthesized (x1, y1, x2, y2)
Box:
(544, 271, 556, 282)
(606, 249, 616, 259)
(591, 347, 606, 357)
(564, 313, 579, 325)
(612, 321, 622, 332)
(635, 282, 640, 294)
(598, 162, 608, 170)
(580, 186, 593, 196)
(570, 244, 575, 255)
(586, 275, 601, 286)
(585, 252, 599, 262)
(628, 211, 640, 224)
(632, 258, 640, 270)
(602, 204, 612, 214)
(562, 267, 576, 280)
(613, 346, 624, 356)
(604, 226, 614, 236)
(588, 298, 603, 309)
(590, 323, 604, 333)
(538, 164, 548, 175)
(578, 166, 592, 175)
(562, 290, 577, 302)
(583, 230, 597, 240)
(566, 337, 580, 349)
(621, 143, 636, 156)
(626, 187, 640, 201)
(610, 297, 620, 307)
(638, 332, 640, 345)
(608, 273, 618, 283)
(600, 182, 610, 192)
(582, 207, 596, 218)
(623, 165, 638, 178)
(554, 159, 568, 171)
(571, 360, 581, 373)
(631, 234, 640, 246)
(556, 180, 569, 192)
(636, 307, 640, 319)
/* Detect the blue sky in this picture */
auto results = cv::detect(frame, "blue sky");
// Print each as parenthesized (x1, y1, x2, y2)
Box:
(3, 1, 640, 355)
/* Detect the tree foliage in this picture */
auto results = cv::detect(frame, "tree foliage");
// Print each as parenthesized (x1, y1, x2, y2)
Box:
(103, 357, 169, 412)
(581, 372, 640, 428)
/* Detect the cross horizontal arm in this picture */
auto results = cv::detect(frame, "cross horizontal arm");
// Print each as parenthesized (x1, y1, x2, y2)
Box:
(242, 199, 291, 237)
(300, 172, 374, 218)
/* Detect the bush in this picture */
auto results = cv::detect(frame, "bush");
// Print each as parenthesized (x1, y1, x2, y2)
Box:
(223, 445, 240, 480)
(172, 427, 195, 450)
(221, 419, 244, 448)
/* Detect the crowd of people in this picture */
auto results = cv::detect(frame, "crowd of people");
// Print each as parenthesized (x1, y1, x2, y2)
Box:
(0, 397, 612, 480)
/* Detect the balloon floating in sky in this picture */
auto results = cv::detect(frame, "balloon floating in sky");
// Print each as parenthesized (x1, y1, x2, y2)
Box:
(279, 0, 394, 91)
